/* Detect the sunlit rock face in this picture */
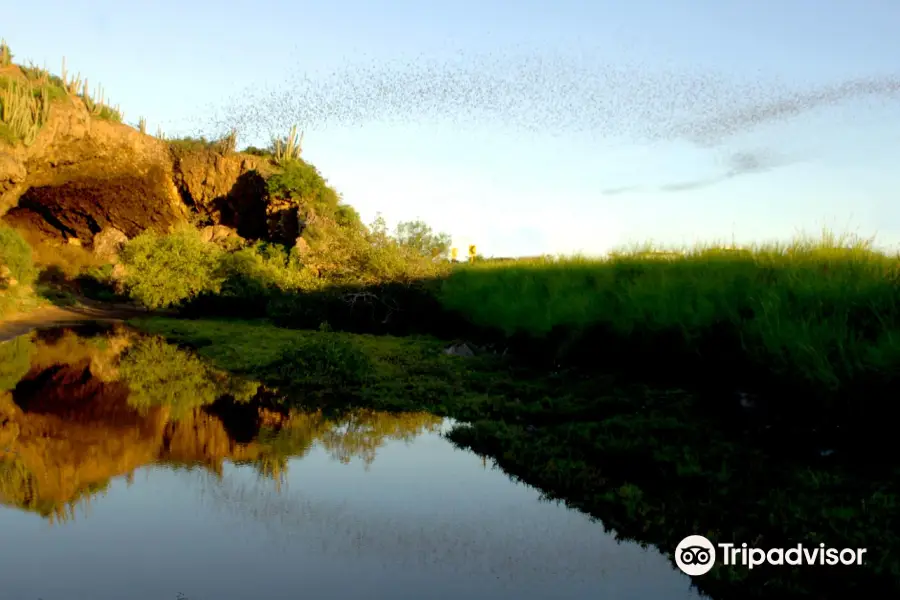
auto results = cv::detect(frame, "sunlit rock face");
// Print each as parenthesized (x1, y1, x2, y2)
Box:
(0, 85, 273, 248)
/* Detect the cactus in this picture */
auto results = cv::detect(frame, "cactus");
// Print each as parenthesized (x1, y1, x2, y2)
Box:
(273, 124, 303, 165)
(216, 127, 238, 154)
(61, 57, 83, 95)
(0, 40, 12, 67)
(0, 79, 51, 146)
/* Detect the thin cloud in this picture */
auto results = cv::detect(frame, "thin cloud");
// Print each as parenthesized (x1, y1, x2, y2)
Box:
(658, 177, 727, 193)
(601, 185, 645, 196)
(608, 148, 799, 195)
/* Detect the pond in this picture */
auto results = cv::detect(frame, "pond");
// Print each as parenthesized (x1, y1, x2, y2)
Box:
(0, 325, 702, 600)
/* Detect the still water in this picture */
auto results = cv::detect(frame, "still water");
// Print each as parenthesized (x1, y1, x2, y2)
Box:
(0, 325, 701, 600)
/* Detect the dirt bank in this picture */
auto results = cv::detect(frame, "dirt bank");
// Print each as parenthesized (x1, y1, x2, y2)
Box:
(0, 300, 151, 342)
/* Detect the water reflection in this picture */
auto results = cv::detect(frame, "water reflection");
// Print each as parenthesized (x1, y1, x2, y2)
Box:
(0, 325, 700, 600)
(0, 324, 442, 521)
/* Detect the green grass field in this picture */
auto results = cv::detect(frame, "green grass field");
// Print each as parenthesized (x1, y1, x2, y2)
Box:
(440, 231, 900, 404)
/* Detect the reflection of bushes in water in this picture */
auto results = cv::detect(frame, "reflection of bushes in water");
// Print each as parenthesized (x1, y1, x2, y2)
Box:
(244, 410, 444, 480)
(118, 336, 260, 418)
(0, 457, 38, 508)
(318, 409, 443, 466)
(220, 376, 263, 404)
(0, 456, 111, 523)
(0, 335, 35, 391)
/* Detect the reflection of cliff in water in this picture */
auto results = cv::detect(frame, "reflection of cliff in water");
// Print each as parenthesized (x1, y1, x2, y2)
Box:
(0, 325, 442, 523)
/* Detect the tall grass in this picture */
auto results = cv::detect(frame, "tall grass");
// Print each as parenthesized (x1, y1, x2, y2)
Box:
(440, 230, 900, 401)
(80, 79, 122, 122)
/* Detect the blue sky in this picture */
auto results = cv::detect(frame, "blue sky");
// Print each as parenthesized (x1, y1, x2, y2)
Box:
(5, 0, 900, 256)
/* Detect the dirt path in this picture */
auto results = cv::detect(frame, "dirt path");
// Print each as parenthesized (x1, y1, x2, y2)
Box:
(0, 299, 153, 342)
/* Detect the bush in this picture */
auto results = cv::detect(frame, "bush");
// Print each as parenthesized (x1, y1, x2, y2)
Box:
(266, 158, 342, 217)
(0, 226, 37, 287)
(203, 241, 314, 315)
(395, 219, 452, 259)
(298, 216, 451, 286)
(119, 225, 223, 310)
(266, 327, 373, 389)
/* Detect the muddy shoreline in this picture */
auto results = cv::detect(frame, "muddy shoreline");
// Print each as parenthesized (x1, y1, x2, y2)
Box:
(0, 300, 152, 342)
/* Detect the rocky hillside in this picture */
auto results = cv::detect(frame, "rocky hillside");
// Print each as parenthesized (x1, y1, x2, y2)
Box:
(0, 56, 286, 256)
(1, 44, 452, 329)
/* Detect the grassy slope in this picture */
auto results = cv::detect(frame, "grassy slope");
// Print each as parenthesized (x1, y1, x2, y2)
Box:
(130, 316, 900, 600)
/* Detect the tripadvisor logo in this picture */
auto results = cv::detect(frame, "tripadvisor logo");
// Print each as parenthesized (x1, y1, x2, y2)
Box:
(674, 535, 868, 576)
(675, 535, 716, 576)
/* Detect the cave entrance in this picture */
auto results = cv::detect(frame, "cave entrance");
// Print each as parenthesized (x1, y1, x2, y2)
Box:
(2, 172, 181, 247)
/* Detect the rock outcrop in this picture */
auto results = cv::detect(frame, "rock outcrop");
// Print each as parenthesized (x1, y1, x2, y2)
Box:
(198, 224, 243, 248)
(171, 148, 273, 239)
(91, 227, 129, 262)
(0, 69, 276, 251)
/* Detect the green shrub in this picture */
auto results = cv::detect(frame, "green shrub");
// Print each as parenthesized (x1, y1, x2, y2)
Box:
(168, 135, 219, 153)
(395, 219, 452, 259)
(119, 225, 223, 309)
(334, 204, 363, 229)
(266, 158, 341, 216)
(0, 226, 36, 286)
(201, 241, 312, 316)
(242, 145, 272, 157)
(266, 328, 373, 389)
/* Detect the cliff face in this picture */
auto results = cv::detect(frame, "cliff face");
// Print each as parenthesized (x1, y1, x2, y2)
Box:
(170, 147, 273, 240)
(0, 70, 274, 248)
